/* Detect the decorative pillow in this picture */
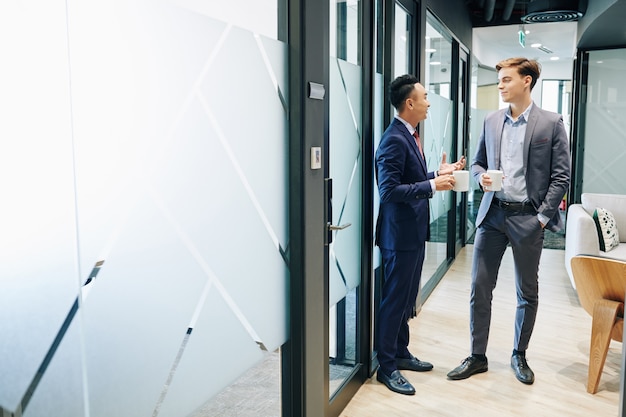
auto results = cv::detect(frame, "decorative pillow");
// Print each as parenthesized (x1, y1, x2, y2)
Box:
(593, 207, 620, 252)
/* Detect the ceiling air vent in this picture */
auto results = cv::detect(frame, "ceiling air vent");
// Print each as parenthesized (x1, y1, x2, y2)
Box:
(538, 45, 553, 54)
(521, 0, 586, 23)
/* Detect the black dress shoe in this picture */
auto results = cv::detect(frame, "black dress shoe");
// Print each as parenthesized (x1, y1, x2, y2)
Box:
(396, 355, 434, 372)
(511, 354, 535, 384)
(447, 355, 488, 380)
(376, 370, 416, 395)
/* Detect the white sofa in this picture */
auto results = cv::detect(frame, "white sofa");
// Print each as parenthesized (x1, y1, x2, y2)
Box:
(565, 193, 626, 289)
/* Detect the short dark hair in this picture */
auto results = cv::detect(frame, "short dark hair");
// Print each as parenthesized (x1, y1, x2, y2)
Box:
(496, 57, 541, 90)
(389, 74, 419, 110)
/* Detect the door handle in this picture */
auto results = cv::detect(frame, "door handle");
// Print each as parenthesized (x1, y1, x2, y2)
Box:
(328, 223, 352, 231)
(325, 177, 352, 245)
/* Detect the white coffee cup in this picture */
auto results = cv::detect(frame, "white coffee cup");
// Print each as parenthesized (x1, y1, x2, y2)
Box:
(452, 170, 469, 192)
(485, 169, 503, 191)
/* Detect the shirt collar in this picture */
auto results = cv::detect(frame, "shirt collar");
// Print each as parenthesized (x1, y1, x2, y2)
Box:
(505, 102, 533, 123)
(395, 115, 417, 135)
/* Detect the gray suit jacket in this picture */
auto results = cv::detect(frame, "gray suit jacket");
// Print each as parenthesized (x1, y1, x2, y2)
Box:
(471, 104, 571, 232)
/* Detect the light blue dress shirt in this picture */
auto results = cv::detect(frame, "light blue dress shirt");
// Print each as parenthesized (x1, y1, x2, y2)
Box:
(496, 103, 532, 203)
(495, 103, 549, 225)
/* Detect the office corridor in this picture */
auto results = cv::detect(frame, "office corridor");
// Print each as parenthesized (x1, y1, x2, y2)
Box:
(340, 246, 620, 417)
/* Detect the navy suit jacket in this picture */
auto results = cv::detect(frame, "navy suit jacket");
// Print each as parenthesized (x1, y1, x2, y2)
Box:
(375, 118, 435, 251)
(471, 104, 571, 232)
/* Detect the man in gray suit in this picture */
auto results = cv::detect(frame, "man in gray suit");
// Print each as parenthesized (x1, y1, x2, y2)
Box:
(447, 57, 570, 385)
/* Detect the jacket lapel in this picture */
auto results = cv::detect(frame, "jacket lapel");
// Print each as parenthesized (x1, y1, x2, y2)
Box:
(395, 119, 427, 173)
(406, 129, 427, 173)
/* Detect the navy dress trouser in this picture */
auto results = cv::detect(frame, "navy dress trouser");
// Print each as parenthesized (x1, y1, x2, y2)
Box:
(378, 245, 425, 376)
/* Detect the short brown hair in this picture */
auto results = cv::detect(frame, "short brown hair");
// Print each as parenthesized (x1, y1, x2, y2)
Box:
(496, 57, 541, 90)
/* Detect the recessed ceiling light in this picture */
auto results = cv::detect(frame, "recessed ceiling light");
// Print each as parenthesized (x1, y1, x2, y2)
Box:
(550, 57, 560, 61)
(430, 61, 441, 65)
(596, 61, 604, 64)
(426, 48, 437, 53)
(531, 43, 542, 48)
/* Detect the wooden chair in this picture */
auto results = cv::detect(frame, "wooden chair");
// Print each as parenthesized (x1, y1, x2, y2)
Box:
(570, 255, 626, 393)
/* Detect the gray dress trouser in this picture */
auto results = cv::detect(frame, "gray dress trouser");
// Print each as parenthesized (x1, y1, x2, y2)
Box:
(470, 204, 545, 355)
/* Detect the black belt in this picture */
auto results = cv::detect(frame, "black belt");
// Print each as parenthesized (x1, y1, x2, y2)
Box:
(491, 197, 537, 214)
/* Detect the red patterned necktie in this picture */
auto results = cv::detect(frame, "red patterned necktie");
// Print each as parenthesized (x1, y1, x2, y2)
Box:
(413, 131, 424, 158)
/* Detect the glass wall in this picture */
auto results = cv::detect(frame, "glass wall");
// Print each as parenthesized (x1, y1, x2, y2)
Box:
(468, 60, 493, 242)
(372, 0, 384, 287)
(542, 80, 572, 139)
(580, 49, 626, 195)
(422, 14, 454, 282)
(394, 3, 412, 78)
(0, 1, 288, 416)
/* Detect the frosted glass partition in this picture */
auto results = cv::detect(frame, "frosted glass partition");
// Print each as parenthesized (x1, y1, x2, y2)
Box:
(0, 2, 81, 413)
(0, 1, 288, 416)
(424, 93, 454, 238)
(422, 15, 454, 279)
(173, 0, 279, 39)
(422, 92, 454, 280)
(582, 49, 626, 194)
(329, 58, 363, 306)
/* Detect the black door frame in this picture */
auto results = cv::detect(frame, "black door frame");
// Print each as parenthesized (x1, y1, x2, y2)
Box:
(282, 0, 375, 416)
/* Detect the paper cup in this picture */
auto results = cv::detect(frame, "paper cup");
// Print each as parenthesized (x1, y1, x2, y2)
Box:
(452, 170, 469, 192)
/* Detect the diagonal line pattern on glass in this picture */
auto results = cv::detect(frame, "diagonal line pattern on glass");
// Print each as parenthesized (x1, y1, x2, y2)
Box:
(254, 34, 288, 113)
(147, 185, 263, 345)
(330, 58, 362, 292)
(147, 183, 267, 415)
(150, 327, 195, 417)
(0, 261, 105, 416)
(333, 59, 362, 225)
(73, 24, 235, 276)
(196, 92, 285, 256)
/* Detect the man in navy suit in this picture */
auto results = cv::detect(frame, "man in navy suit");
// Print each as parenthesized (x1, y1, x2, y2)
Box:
(447, 57, 570, 385)
(375, 74, 466, 395)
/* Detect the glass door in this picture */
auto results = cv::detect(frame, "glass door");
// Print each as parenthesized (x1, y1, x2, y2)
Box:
(328, 0, 362, 401)
(421, 14, 454, 297)
(371, 0, 416, 378)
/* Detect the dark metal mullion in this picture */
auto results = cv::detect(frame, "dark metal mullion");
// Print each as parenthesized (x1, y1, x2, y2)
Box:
(382, 0, 394, 127)
(448, 38, 461, 259)
(460, 51, 471, 246)
(358, 0, 377, 383)
(569, 50, 588, 205)
(283, 0, 329, 416)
